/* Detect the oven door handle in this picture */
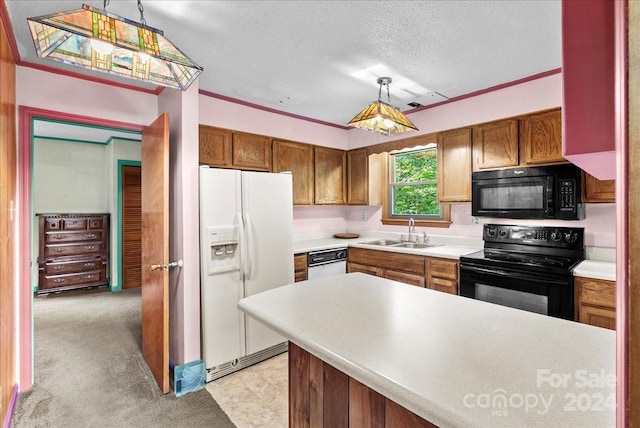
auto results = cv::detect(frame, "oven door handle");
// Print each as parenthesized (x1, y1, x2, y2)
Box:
(460, 265, 568, 286)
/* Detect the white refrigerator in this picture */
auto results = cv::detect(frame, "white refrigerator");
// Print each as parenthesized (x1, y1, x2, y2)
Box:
(199, 167, 293, 380)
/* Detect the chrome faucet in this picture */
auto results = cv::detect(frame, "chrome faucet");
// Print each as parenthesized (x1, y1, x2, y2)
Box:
(408, 218, 415, 242)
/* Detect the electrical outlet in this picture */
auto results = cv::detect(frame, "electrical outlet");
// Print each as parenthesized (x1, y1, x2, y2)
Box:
(361, 211, 366, 221)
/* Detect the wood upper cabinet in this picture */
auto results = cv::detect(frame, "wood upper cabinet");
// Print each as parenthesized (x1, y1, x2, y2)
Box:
(347, 148, 368, 205)
(199, 125, 271, 171)
(437, 127, 472, 202)
(472, 119, 519, 170)
(232, 131, 272, 171)
(273, 139, 314, 205)
(575, 276, 616, 330)
(314, 146, 346, 205)
(520, 109, 564, 165)
(582, 172, 616, 203)
(199, 125, 232, 167)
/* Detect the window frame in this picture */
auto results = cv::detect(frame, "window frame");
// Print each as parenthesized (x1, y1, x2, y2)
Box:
(380, 149, 451, 228)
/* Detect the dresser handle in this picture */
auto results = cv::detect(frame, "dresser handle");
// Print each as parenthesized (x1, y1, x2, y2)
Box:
(53, 278, 64, 283)
(84, 274, 95, 279)
(84, 246, 96, 250)
(84, 233, 97, 239)
(53, 248, 64, 252)
(54, 266, 62, 271)
(83, 262, 95, 267)
(53, 235, 64, 239)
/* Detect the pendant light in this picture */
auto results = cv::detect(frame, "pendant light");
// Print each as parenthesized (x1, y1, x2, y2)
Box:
(27, 0, 203, 91)
(348, 77, 418, 136)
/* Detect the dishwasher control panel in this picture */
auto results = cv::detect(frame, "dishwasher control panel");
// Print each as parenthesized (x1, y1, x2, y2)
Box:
(308, 248, 347, 267)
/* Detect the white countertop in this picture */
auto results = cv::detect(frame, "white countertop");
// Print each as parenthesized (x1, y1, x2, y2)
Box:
(574, 260, 616, 281)
(239, 273, 615, 428)
(294, 237, 480, 260)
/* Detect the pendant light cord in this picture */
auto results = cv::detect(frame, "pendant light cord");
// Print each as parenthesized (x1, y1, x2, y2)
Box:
(138, 0, 147, 26)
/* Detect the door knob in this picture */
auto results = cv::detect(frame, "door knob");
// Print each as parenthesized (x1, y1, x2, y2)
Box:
(167, 260, 183, 269)
(150, 263, 164, 271)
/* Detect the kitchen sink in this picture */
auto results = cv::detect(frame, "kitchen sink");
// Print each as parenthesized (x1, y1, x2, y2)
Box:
(362, 239, 403, 246)
(391, 242, 442, 249)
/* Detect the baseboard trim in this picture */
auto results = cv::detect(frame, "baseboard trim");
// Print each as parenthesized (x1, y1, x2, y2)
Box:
(3, 384, 19, 428)
(206, 342, 288, 382)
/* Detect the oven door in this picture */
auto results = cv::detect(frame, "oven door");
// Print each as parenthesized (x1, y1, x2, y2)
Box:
(471, 175, 553, 219)
(459, 264, 574, 320)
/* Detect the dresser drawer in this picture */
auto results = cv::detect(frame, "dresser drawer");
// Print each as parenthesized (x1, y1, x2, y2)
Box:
(40, 269, 106, 290)
(44, 258, 103, 275)
(44, 242, 103, 258)
(46, 230, 102, 244)
(62, 218, 89, 230)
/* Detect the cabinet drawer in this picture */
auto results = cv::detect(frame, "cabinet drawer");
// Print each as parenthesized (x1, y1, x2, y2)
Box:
(44, 242, 103, 258)
(384, 269, 425, 287)
(347, 262, 380, 277)
(348, 248, 424, 274)
(40, 269, 106, 290)
(578, 278, 616, 309)
(46, 230, 102, 244)
(428, 258, 458, 280)
(294, 254, 307, 271)
(62, 218, 88, 230)
(44, 258, 103, 275)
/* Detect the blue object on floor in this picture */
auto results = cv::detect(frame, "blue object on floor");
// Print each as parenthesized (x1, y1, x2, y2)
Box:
(174, 359, 206, 397)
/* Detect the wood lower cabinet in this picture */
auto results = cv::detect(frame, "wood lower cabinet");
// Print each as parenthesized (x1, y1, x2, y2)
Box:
(294, 253, 308, 282)
(437, 127, 472, 202)
(473, 119, 519, 170)
(575, 276, 616, 330)
(582, 172, 615, 203)
(347, 247, 425, 287)
(426, 257, 459, 295)
(289, 342, 435, 428)
(38, 213, 109, 294)
(273, 139, 314, 205)
(520, 108, 564, 165)
(315, 146, 346, 205)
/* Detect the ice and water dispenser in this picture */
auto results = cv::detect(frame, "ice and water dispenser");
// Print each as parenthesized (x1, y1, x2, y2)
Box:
(205, 226, 239, 274)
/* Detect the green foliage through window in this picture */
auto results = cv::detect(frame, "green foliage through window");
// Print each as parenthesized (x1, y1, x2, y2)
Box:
(390, 147, 441, 217)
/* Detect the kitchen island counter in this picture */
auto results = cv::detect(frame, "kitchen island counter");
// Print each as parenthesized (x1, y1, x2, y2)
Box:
(239, 273, 615, 427)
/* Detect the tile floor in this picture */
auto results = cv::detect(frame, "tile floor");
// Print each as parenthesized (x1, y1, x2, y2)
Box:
(206, 352, 288, 427)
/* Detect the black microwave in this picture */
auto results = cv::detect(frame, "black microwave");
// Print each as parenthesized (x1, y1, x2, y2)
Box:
(471, 164, 585, 220)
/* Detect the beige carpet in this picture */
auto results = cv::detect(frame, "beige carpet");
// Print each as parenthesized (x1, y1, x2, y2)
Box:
(11, 287, 234, 428)
(206, 353, 288, 427)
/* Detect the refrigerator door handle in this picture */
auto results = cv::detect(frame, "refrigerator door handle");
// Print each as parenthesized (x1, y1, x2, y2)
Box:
(237, 211, 246, 279)
(244, 212, 254, 280)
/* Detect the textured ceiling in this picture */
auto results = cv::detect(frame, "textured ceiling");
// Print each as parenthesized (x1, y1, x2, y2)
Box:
(4, 0, 561, 135)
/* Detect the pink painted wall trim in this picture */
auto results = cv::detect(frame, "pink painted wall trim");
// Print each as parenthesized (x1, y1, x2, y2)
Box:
(17, 106, 145, 390)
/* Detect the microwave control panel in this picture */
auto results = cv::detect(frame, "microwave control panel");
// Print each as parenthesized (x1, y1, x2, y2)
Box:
(558, 179, 577, 211)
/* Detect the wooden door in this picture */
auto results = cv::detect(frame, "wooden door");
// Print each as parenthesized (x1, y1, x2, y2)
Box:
(520, 109, 564, 165)
(472, 119, 519, 170)
(141, 113, 170, 394)
(122, 165, 142, 289)
(347, 148, 369, 205)
(437, 127, 472, 202)
(272, 139, 314, 205)
(314, 146, 346, 204)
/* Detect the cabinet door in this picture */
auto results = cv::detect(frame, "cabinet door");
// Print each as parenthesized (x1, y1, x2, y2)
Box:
(273, 140, 314, 205)
(521, 109, 564, 165)
(579, 306, 616, 330)
(576, 277, 616, 309)
(199, 125, 232, 167)
(473, 119, 519, 170)
(347, 261, 380, 277)
(383, 269, 425, 287)
(294, 253, 308, 282)
(437, 127, 472, 202)
(582, 172, 615, 203)
(347, 148, 369, 205)
(232, 132, 272, 171)
(314, 146, 346, 205)
(348, 247, 424, 274)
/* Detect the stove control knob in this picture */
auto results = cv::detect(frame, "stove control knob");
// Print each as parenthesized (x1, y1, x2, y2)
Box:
(498, 229, 508, 238)
(564, 232, 577, 243)
(486, 227, 497, 238)
(551, 231, 562, 242)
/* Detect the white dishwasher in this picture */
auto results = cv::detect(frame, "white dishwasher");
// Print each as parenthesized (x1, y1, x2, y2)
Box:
(307, 248, 347, 279)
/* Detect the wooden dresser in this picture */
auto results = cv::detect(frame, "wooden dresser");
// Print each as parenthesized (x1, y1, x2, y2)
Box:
(37, 213, 110, 294)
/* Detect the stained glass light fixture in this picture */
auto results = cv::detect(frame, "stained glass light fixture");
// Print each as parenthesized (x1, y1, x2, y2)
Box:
(27, 1, 203, 90)
(348, 77, 418, 136)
